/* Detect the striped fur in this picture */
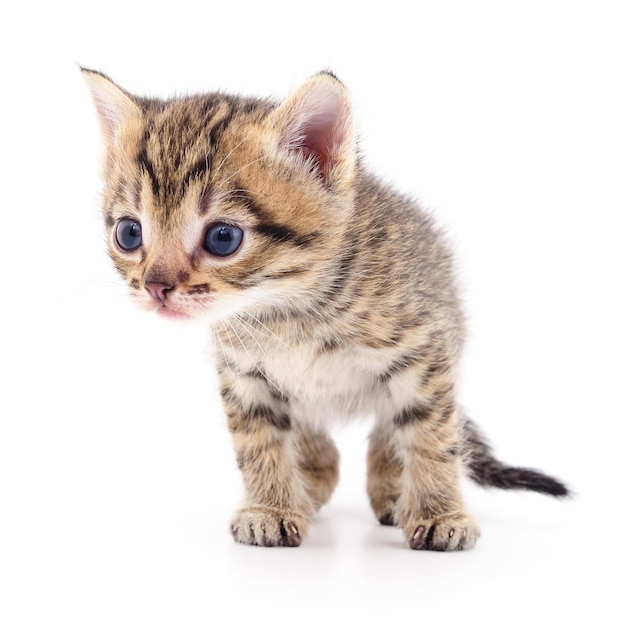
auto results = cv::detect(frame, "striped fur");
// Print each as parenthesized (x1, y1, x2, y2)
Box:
(83, 69, 569, 551)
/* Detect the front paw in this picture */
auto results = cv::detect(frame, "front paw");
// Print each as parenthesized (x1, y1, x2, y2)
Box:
(405, 514, 480, 551)
(230, 506, 308, 547)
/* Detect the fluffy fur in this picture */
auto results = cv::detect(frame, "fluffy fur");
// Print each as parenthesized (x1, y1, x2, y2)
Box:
(82, 68, 569, 551)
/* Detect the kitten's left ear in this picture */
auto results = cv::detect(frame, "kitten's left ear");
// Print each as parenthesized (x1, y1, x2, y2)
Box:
(81, 67, 142, 145)
(269, 72, 356, 187)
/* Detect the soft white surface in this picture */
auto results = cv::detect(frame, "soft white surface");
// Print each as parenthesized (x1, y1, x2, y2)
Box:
(1, 1, 616, 624)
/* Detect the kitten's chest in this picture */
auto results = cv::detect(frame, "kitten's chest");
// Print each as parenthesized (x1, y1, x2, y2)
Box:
(265, 343, 382, 419)
(222, 322, 398, 421)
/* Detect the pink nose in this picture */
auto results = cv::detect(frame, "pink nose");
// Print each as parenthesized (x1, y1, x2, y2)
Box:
(145, 281, 174, 303)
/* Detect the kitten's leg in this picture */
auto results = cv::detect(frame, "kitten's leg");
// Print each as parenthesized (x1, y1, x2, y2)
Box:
(229, 422, 313, 547)
(296, 424, 339, 512)
(367, 422, 402, 526)
(222, 378, 313, 547)
(391, 394, 480, 551)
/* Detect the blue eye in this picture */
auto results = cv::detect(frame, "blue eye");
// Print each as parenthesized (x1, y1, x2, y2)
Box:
(203, 223, 243, 257)
(115, 219, 142, 251)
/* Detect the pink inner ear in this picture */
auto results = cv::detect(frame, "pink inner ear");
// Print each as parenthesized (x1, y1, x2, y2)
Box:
(300, 113, 338, 179)
(295, 89, 349, 181)
(82, 70, 141, 145)
(276, 75, 354, 184)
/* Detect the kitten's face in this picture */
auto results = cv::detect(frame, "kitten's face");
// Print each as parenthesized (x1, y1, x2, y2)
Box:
(84, 71, 356, 322)
(103, 106, 317, 322)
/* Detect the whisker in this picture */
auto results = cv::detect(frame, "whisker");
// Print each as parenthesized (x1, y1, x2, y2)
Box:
(238, 310, 300, 354)
(228, 317, 286, 398)
(219, 320, 246, 408)
(212, 325, 241, 411)
(221, 187, 270, 203)
(232, 315, 294, 366)
(211, 136, 251, 179)
(52, 281, 135, 306)
(218, 155, 270, 189)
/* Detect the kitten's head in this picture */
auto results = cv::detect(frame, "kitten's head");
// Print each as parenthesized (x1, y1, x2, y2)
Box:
(82, 69, 357, 321)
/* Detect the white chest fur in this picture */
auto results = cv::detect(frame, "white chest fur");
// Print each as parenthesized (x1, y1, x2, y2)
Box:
(214, 318, 424, 424)
(260, 339, 420, 424)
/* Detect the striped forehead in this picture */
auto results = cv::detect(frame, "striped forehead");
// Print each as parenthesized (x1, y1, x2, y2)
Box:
(135, 94, 268, 214)
(140, 205, 205, 255)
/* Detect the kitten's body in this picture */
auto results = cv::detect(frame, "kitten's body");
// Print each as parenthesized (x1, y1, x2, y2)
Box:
(83, 69, 568, 550)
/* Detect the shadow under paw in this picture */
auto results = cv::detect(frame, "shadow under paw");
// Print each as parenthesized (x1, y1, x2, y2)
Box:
(378, 511, 396, 526)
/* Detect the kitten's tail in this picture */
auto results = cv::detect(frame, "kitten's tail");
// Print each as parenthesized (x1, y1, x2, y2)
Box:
(462, 418, 570, 497)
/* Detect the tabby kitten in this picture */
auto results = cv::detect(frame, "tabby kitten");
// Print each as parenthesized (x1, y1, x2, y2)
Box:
(82, 68, 568, 551)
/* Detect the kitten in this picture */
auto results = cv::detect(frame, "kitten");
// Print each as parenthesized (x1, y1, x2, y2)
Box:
(82, 68, 569, 551)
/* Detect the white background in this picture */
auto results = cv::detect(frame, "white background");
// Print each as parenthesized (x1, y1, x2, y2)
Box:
(1, 1, 616, 624)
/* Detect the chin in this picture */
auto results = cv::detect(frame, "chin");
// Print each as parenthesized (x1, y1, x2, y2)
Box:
(154, 302, 228, 324)
(156, 307, 194, 321)
(134, 290, 254, 325)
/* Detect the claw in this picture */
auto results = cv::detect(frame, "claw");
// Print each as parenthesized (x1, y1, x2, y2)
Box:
(410, 525, 426, 550)
(286, 522, 302, 547)
(230, 508, 306, 547)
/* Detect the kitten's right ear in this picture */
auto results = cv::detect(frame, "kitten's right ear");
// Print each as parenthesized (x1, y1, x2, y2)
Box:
(81, 68, 141, 144)
(268, 72, 356, 187)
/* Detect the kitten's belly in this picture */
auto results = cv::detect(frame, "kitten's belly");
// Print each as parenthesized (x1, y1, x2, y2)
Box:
(261, 345, 402, 423)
